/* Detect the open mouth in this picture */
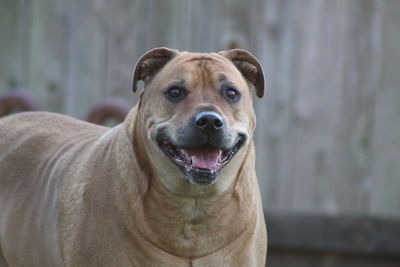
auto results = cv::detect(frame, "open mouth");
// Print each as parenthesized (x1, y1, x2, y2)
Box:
(156, 135, 245, 185)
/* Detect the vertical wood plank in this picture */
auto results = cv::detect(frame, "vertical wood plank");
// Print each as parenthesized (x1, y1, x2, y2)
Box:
(0, 0, 25, 92)
(65, 0, 111, 118)
(217, 0, 254, 51)
(254, 0, 299, 213)
(186, 0, 219, 52)
(28, 0, 71, 112)
(330, 0, 381, 215)
(371, 0, 400, 218)
(148, 0, 192, 51)
(104, 0, 149, 104)
(289, 0, 343, 214)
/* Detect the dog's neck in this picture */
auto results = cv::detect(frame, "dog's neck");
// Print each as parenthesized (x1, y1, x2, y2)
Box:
(139, 177, 250, 257)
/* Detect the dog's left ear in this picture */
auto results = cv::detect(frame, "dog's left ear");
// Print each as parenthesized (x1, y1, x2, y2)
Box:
(218, 49, 265, 98)
(132, 47, 179, 92)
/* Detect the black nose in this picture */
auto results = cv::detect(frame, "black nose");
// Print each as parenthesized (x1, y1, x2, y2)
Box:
(193, 112, 224, 133)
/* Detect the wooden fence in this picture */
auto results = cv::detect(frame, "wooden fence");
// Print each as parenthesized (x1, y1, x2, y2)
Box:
(1, 0, 400, 266)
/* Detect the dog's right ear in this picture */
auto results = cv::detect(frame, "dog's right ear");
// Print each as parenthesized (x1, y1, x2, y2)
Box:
(132, 47, 178, 92)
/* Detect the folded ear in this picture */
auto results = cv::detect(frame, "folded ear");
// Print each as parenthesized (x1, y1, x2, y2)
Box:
(218, 49, 265, 98)
(132, 47, 179, 92)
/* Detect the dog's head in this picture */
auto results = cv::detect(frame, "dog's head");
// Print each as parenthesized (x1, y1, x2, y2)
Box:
(132, 47, 264, 191)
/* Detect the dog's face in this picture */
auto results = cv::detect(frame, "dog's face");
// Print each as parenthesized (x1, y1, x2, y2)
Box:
(132, 48, 264, 193)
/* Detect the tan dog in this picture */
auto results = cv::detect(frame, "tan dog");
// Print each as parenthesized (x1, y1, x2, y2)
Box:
(0, 48, 267, 266)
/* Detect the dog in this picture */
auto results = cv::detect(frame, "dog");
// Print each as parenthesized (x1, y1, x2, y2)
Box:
(0, 47, 267, 266)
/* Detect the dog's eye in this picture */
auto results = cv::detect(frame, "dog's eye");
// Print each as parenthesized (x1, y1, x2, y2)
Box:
(223, 87, 241, 102)
(165, 86, 187, 101)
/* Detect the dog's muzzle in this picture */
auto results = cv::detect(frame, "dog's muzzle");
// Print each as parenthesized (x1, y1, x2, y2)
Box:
(156, 112, 246, 185)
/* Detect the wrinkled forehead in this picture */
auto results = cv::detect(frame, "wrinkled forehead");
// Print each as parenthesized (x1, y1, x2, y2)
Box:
(158, 52, 245, 86)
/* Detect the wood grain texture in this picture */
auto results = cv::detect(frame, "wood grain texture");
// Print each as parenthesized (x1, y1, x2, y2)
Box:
(28, 0, 70, 112)
(370, 0, 400, 218)
(0, 0, 25, 91)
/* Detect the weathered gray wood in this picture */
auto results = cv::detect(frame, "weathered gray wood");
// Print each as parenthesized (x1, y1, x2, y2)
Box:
(370, 0, 400, 217)
(253, 0, 390, 217)
(0, 0, 25, 92)
(287, 0, 380, 214)
(104, 0, 150, 104)
(27, 0, 71, 112)
(254, 0, 298, 213)
(64, 0, 111, 118)
(287, 0, 346, 214)
(329, 0, 382, 215)
(185, 0, 219, 52)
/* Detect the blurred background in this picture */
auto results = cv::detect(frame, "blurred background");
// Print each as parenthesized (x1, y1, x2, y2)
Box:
(1, 0, 400, 266)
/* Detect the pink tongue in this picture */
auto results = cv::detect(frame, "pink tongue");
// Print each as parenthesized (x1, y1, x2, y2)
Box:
(184, 146, 222, 169)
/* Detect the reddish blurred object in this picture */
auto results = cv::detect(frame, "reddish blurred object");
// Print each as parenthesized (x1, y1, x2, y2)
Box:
(0, 89, 39, 116)
(86, 98, 131, 125)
